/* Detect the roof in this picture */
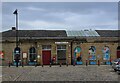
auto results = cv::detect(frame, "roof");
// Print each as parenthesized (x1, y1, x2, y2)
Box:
(1, 29, 119, 38)
(2, 30, 67, 37)
(95, 30, 119, 37)
(66, 30, 100, 37)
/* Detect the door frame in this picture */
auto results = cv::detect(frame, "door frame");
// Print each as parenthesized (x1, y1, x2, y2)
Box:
(42, 50, 51, 65)
(42, 45, 51, 65)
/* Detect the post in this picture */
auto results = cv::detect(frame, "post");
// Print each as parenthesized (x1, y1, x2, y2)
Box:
(13, 9, 19, 67)
(16, 60, 18, 67)
(13, 9, 18, 47)
(86, 60, 88, 66)
(42, 63, 44, 67)
(98, 60, 100, 66)
(60, 62, 62, 67)
(66, 62, 68, 67)
(50, 63, 51, 67)
(22, 61, 24, 67)
(73, 61, 75, 66)
(34, 60, 37, 67)
(8, 61, 10, 67)
(22, 59, 24, 67)
(110, 57, 112, 65)
(66, 60, 68, 67)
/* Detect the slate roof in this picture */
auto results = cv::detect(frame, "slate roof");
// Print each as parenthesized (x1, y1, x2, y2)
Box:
(95, 30, 119, 37)
(1, 30, 67, 37)
(1, 29, 119, 37)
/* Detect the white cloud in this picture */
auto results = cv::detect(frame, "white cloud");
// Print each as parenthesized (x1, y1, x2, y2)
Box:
(62, 11, 117, 29)
(1, 0, 120, 2)
(19, 20, 69, 30)
(2, 2, 118, 31)
(27, 7, 46, 12)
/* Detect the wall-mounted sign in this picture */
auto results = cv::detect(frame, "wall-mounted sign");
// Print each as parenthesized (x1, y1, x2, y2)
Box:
(88, 46, 96, 60)
(0, 51, 4, 60)
(23, 53, 27, 59)
(74, 47, 82, 61)
(55, 42, 68, 44)
(102, 46, 110, 60)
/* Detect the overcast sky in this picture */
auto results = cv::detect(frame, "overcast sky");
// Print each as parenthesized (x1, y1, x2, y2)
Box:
(2, 2, 118, 31)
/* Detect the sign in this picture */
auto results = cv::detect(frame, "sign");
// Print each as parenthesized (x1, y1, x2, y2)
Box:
(55, 42, 68, 44)
(23, 53, 27, 59)
(0, 51, 4, 60)
(88, 46, 96, 60)
(74, 47, 82, 64)
(102, 46, 110, 60)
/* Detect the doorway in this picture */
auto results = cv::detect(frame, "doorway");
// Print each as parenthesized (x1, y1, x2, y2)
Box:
(117, 46, 120, 58)
(57, 45, 66, 64)
(42, 45, 51, 65)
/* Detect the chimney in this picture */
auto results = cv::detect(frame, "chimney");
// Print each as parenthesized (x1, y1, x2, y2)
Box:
(12, 27, 16, 31)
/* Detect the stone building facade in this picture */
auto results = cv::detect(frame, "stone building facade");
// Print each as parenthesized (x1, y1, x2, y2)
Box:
(0, 28, 120, 65)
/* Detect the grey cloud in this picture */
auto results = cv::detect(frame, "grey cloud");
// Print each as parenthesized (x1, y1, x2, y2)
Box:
(2, 2, 118, 31)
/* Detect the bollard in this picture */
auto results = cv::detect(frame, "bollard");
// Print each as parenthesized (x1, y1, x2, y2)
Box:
(98, 60, 100, 66)
(8, 61, 10, 67)
(60, 63, 62, 67)
(35, 61, 37, 67)
(22, 61, 24, 67)
(16, 61, 18, 67)
(50, 63, 51, 67)
(86, 60, 88, 66)
(110, 59, 112, 65)
(42, 64, 44, 67)
(66, 63, 68, 67)
(73, 62, 75, 66)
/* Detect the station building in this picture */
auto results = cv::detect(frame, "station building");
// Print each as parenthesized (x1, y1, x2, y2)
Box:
(0, 28, 120, 65)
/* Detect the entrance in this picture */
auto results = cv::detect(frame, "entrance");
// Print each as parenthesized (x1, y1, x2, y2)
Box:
(42, 45, 51, 65)
(57, 45, 66, 64)
(42, 51, 51, 65)
(117, 46, 120, 58)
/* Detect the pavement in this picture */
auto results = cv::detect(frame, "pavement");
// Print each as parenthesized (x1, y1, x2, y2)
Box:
(1, 65, 120, 82)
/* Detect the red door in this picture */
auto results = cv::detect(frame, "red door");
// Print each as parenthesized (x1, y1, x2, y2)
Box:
(117, 51, 120, 58)
(42, 50, 51, 65)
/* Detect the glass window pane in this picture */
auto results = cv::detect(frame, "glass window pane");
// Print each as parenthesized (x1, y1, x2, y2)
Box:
(57, 50, 66, 60)
(42, 45, 51, 50)
(57, 45, 66, 50)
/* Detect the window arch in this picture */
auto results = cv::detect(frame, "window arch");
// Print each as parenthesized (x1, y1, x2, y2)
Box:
(88, 46, 96, 60)
(102, 46, 110, 60)
(14, 47, 21, 60)
(29, 47, 37, 62)
(73, 46, 82, 64)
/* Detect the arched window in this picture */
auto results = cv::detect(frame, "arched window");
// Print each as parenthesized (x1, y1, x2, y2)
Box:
(102, 46, 110, 60)
(14, 47, 21, 60)
(88, 46, 96, 60)
(29, 47, 37, 62)
(73, 46, 82, 65)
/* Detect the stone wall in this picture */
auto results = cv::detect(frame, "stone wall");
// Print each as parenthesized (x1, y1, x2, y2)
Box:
(1, 39, 119, 65)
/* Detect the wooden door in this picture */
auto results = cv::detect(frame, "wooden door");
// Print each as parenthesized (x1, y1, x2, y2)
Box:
(117, 51, 120, 58)
(42, 50, 51, 65)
